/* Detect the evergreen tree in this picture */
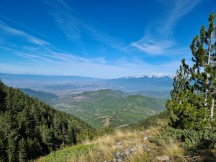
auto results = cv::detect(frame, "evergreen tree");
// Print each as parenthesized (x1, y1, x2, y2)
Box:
(18, 138, 27, 162)
(0, 82, 95, 161)
(167, 59, 201, 129)
(190, 12, 216, 127)
(0, 81, 6, 112)
(167, 12, 216, 130)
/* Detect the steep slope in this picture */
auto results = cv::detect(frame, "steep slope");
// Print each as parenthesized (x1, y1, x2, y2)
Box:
(0, 82, 95, 162)
(52, 89, 166, 128)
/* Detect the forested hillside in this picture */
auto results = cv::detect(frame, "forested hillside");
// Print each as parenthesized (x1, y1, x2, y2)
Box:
(0, 82, 95, 162)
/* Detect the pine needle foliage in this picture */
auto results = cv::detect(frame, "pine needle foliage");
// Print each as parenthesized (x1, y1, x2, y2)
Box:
(167, 12, 216, 130)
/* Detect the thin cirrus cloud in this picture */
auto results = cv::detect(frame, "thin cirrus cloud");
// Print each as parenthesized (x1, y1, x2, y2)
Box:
(0, 18, 91, 64)
(0, 0, 205, 78)
(131, 0, 202, 56)
(45, 0, 127, 53)
(0, 21, 50, 46)
(0, 56, 180, 78)
(0, 21, 180, 78)
(0, 19, 132, 77)
(45, 0, 81, 41)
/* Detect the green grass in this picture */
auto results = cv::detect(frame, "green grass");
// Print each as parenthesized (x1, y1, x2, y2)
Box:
(37, 144, 95, 162)
(127, 111, 169, 130)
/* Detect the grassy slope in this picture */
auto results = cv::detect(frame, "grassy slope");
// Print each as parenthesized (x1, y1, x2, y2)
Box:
(37, 144, 95, 162)
(52, 89, 166, 128)
(37, 112, 169, 162)
(37, 111, 216, 162)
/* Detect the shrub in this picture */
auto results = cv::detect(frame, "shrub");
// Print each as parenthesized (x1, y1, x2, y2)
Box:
(151, 127, 216, 151)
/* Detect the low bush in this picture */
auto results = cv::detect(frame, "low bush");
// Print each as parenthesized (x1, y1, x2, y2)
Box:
(151, 127, 216, 151)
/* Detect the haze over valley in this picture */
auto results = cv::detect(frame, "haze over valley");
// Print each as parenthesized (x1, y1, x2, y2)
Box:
(0, 0, 215, 161)
(0, 73, 169, 128)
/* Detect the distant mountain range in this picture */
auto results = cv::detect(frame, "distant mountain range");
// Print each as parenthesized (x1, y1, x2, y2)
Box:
(125, 73, 173, 78)
(0, 73, 173, 99)
(0, 73, 101, 86)
(106, 76, 172, 91)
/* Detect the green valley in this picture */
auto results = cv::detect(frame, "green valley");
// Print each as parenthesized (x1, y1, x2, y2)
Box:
(51, 89, 166, 128)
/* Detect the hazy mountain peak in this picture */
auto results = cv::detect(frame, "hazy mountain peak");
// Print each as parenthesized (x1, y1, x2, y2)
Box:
(126, 73, 174, 79)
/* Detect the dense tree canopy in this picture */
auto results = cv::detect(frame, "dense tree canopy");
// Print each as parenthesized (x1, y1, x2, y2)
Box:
(0, 81, 95, 162)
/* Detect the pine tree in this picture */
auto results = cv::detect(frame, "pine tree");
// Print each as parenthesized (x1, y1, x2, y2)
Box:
(0, 81, 6, 112)
(167, 12, 216, 129)
(0, 130, 7, 161)
(0, 81, 95, 161)
(190, 12, 216, 127)
(167, 59, 200, 129)
(18, 138, 27, 162)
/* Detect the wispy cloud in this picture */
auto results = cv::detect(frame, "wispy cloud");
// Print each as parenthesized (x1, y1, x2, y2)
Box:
(0, 14, 47, 38)
(45, 0, 128, 53)
(131, 0, 202, 56)
(83, 25, 126, 51)
(162, 0, 202, 33)
(0, 0, 200, 78)
(0, 21, 50, 46)
(45, 0, 81, 41)
(0, 36, 180, 78)
(0, 16, 111, 69)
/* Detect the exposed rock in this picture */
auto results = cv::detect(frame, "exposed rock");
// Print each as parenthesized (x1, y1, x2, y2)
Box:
(130, 147, 136, 152)
(117, 158, 122, 162)
(156, 155, 169, 161)
(124, 150, 130, 155)
(117, 124, 129, 128)
(115, 151, 121, 157)
(140, 131, 146, 135)
(112, 145, 123, 149)
(116, 141, 122, 145)
(146, 148, 151, 152)
(143, 136, 148, 141)
(146, 130, 151, 133)
(103, 116, 112, 127)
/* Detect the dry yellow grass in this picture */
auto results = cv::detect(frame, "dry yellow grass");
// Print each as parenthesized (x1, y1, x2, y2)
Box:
(38, 126, 189, 162)
(38, 110, 216, 162)
(66, 127, 187, 162)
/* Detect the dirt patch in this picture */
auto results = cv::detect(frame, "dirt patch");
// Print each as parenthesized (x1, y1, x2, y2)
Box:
(73, 95, 85, 101)
(103, 117, 112, 127)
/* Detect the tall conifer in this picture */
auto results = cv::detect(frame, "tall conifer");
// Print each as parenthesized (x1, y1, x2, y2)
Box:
(167, 12, 216, 129)
(190, 12, 216, 126)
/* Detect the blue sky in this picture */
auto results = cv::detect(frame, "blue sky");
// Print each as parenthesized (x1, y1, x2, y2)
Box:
(0, 0, 215, 78)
